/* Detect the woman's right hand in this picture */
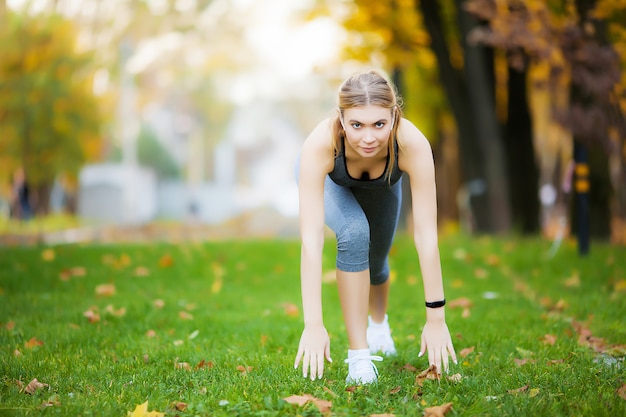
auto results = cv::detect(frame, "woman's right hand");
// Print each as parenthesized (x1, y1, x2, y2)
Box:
(294, 324, 332, 380)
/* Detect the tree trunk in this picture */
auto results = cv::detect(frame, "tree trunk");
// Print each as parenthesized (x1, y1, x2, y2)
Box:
(419, 0, 491, 233)
(455, 0, 511, 233)
(505, 60, 540, 234)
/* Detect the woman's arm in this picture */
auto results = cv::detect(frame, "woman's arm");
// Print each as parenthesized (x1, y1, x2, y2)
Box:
(294, 119, 335, 380)
(398, 119, 457, 373)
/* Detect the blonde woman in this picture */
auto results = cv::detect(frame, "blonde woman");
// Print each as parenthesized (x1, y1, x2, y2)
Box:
(294, 70, 456, 384)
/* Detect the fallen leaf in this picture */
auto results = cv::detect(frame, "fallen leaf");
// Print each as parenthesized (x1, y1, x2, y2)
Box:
(236, 365, 253, 373)
(390, 386, 401, 394)
(514, 358, 536, 366)
(41, 394, 61, 408)
(175, 362, 190, 370)
(371, 414, 396, 417)
(25, 378, 48, 395)
(127, 400, 165, 417)
(448, 297, 473, 309)
(24, 337, 43, 349)
(564, 273, 580, 288)
(474, 268, 488, 279)
(446, 373, 463, 383)
(145, 330, 156, 338)
(211, 277, 223, 294)
(543, 334, 557, 345)
(153, 299, 165, 309)
(95, 284, 116, 297)
(83, 308, 101, 323)
(6, 321, 15, 330)
(173, 402, 187, 411)
(195, 359, 214, 370)
(529, 388, 540, 397)
(401, 363, 417, 372)
(508, 385, 529, 395)
(614, 280, 626, 292)
(617, 384, 626, 401)
(260, 334, 268, 346)
(547, 359, 565, 365)
(42, 249, 55, 261)
(178, 311, 193, 320)
(281, 302, 300, 317)
(14, 349, 22, 356)
(461, 308, 471, 318)
(345, 385, 357, 393)
(423, 402, 453, 417)
(485, 254, 500, 266)
(282, 394, 332, 413)
(104, 304, 126, 317)
(158, 254, 173, 268)
(134, 266, 150, 276)
(415, 365, 440, 386)
(459, 346, 475, 358)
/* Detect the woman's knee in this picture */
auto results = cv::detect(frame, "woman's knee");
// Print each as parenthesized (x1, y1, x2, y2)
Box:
(335, 221, 370, 272)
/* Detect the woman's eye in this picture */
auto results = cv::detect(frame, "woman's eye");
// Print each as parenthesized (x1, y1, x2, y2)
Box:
(351, 123, 361, 129)
(375, 122, 385, 128)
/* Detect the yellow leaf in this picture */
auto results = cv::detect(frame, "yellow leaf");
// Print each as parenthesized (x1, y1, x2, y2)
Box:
(127, 401, 165, 417)
(95, 284, 116, 297)
(42, 249, 55, 261)
(211, 277, 223, 294)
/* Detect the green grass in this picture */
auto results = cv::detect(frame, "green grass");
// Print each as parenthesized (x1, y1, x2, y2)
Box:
(0, 234, 625, 416)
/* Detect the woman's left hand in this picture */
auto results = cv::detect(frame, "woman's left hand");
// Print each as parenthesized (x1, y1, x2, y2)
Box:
(418, 318, 457, 373)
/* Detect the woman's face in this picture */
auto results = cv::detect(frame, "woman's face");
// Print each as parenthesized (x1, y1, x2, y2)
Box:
(341, 105, 393, 159)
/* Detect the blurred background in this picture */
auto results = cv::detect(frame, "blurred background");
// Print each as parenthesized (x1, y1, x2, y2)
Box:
(0, 0, 624, 246)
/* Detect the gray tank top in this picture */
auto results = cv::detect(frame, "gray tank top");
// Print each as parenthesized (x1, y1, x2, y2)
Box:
(329, 137, 403, 188)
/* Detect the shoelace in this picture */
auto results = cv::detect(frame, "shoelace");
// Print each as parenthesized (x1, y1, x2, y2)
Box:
(344, 354, 383, 376)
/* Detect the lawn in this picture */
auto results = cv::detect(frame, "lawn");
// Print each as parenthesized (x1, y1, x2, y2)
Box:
(0, 234, 625, 416)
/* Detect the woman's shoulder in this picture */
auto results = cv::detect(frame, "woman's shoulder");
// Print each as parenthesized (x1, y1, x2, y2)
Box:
(303, 117, 336, 150)
(397, 117, 431, 152)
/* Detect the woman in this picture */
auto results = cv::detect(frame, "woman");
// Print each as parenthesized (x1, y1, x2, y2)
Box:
(294, 70, 456, 384)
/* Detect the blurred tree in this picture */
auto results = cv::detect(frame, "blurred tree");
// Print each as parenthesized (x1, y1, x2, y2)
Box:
(464, 0, 625, 248)
(0, 12, 103, 215)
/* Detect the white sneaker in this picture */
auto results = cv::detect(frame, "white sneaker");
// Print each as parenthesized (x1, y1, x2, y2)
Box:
(367, 315, 397, 355)
(344, 348, 383, 385)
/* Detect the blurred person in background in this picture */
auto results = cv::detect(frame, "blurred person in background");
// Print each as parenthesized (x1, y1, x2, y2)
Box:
(294, 70, 456, 385)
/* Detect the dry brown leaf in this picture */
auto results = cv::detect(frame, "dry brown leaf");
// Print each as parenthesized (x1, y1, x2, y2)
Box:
(283, 394, 310, 407)
(158, 254, 173, 268)
(41, 394, 61, 408)
(14, 349, 22, 356)
(461, 308, 471, 318)
(178, 311, 193, 320)
(153, 299, 165, 309)
(83, 308, 100, 323)
(459, 346, 475, 357)
(236, 365, 253, 373)
(474, 268, 488, 279)
(514, 358, 536, 366)
(448, 297, 473, 309)
(423, 402, 453, 417)
(617, 384, 626, 401)
(281, 302, 300, 317)
(134, 266, 150, 277)
(485, 254, 500, 266)
(173, 402, 187, 411)
(415, 365, 440, 386)
(508, 384, 530, 394)
(283, 394, 332, 413)
(547, 359, 565, 365)
(195, 359, 214, 370)
(6, 321, 15, 330)
(390, 386, 402, 394)
(447, 373, 463, 383)
(24, 337, 43, 349)
(564, 273, 580, 288)
(95, 284, 116, 297)
(401, 363, 417, 372)
(371, 414, 396, 417)
(105, 304, 126, 317)
(175, 362, 191, 370)
(25, 378, 48, 394)
(145, 330, 156, 338)
(41, 249, 55, 261)
(543, 334, 557, 345)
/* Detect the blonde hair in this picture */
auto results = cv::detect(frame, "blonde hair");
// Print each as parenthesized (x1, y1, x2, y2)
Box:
(332, 70, 403, 182)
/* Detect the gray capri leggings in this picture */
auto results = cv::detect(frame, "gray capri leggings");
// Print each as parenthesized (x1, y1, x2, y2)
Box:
(324, 175, 403, 285)
(296, 157, 403, 285)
